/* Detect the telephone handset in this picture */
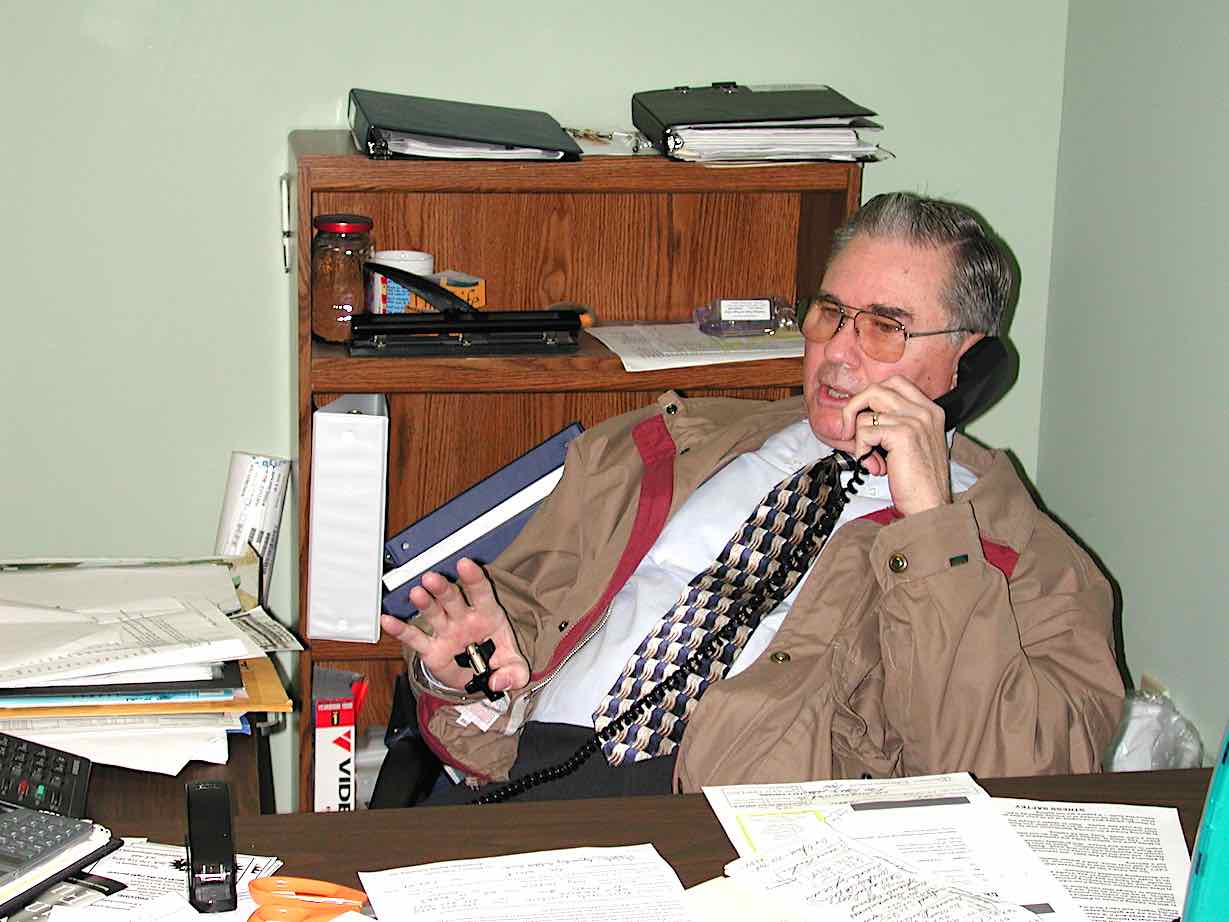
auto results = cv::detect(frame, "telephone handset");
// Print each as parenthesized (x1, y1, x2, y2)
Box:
(933, 336, 1010, 431)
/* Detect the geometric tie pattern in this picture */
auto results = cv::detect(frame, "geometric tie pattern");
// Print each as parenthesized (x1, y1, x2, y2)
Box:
(593, 453, 847, 766)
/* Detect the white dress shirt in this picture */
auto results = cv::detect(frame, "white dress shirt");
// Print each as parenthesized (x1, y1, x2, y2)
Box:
(530, 419, 977, 728)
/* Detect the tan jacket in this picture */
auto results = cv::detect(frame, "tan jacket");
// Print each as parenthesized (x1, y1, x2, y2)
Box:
(410, 393, 1124, 791)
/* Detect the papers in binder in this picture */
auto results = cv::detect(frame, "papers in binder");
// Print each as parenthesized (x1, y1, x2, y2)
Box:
(666, 124, 884, 162)
(376, 131, 567, 161)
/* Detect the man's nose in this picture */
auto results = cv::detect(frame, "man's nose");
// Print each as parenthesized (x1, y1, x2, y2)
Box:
(823, 315, 862, 366)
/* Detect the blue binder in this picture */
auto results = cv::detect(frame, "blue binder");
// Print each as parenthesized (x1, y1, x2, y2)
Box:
(382, 422, 583, 618)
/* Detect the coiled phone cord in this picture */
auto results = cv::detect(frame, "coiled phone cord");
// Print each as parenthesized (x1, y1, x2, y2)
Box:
(471, 449, 872, 805)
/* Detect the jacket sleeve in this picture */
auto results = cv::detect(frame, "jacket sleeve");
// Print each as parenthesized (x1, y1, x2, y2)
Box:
(872, 501, 1125, 778)
(406, 408, 658, 781)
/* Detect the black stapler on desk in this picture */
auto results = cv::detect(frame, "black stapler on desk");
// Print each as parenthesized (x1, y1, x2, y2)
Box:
(350, 263, 582, 357)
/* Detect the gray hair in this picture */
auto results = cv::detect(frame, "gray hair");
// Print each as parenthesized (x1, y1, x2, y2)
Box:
(828, 192, 1015, 336)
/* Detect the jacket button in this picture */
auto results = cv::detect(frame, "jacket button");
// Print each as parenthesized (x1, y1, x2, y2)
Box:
(558, 620, 569, 632)
(769, 651, 791, 664)
(888, 553, 908, 574)
(664, 403, 679, 415)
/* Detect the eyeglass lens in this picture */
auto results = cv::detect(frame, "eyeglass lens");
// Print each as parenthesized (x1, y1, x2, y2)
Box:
(802, 302, 907, 363)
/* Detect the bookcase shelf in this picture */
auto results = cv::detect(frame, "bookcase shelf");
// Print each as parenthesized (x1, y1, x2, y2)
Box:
(289, 130, 861, 810)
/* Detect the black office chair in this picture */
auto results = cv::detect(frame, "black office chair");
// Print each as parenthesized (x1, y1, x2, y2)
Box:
(369, 672, 445, 808)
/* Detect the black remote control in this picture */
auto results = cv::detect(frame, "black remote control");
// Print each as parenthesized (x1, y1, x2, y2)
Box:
(0, 732, 92, 818)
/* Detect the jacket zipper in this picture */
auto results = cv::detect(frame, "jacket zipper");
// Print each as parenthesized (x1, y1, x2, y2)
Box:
(526, 600, 616, 697)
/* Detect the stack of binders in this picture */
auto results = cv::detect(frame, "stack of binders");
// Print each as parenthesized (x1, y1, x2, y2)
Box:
(382, 423, 583, 617)
(632, 82, 886, 162)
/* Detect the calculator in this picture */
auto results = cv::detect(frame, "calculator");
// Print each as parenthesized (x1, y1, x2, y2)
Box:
(0, 803, 95, 889)
(0, 732, 92, 818)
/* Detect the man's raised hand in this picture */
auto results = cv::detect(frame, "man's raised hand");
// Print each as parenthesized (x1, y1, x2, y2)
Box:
(380, 557, 530, 694)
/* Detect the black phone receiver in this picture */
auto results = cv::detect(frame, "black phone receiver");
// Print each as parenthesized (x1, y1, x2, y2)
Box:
(856, 336, 1009, 461)
(934, 335, 1010, 430)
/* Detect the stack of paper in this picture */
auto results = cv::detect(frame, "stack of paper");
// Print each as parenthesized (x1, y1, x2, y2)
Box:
(0, 558, 297, 775)
(701, 772, 1192, 922)
(587, 323, 804, 372)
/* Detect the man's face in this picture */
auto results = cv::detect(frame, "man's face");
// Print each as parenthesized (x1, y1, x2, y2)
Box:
(802, 233, 972, 450)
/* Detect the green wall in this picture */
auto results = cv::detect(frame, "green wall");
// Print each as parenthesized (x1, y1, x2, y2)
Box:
(1042, 2, 1228, 752)
(1, 1, 1070, 810)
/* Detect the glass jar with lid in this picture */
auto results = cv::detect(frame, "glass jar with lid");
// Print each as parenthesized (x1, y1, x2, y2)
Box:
(310, 213, 374, 342)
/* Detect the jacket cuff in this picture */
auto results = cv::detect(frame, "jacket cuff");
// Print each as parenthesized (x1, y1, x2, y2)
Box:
(870, 500, 985, 588)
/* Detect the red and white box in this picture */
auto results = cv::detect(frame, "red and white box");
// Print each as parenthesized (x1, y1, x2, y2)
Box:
(313, 697, 357, 812)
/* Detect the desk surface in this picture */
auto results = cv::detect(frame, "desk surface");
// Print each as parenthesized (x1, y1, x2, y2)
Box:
(115, 767, 1210, 890)
(85, 730, 268, 830)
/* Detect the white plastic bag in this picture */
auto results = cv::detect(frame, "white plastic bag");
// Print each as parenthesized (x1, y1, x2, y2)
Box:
(1105, 690, 1204, 771)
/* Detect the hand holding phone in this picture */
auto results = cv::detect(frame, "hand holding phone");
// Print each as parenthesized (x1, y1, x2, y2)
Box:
(844, 337, 1010, 515)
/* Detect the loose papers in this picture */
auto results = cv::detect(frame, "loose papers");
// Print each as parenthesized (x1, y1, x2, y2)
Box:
(359, 844, 691, 922)
(587, 323, 803, 372)
(704, 773, 1087, 921)
(994, 799, 1190, 922)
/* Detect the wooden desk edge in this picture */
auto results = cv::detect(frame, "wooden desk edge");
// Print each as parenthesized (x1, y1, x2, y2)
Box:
(118, 767, 1211, 892)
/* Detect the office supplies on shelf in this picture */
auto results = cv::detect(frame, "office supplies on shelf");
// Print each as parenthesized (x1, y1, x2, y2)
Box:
(348, 88, 581, 162)
(632, 81, 884, 162)
(213, 451, 291, 605)
(350, 261, 581, 356)
(0, 731, 91, 816)
(0, 807, 119, 918)
(586, 322, 804, 372)
(350, 308, 583, 357)
(382, 422, 583, 617)
(306, 395, 388, 644)
(693, 297, 795, 337)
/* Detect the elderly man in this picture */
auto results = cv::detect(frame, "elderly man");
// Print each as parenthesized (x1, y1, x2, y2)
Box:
(381, 192, 1124, 803)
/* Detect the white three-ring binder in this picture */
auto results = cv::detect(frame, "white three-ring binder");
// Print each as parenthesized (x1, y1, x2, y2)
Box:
(307, 394, 388, 643)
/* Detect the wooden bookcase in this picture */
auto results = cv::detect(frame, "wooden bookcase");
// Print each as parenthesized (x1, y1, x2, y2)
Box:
(288, 130, 862, 810)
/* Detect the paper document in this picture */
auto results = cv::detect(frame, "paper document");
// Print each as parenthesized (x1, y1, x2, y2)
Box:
(66, 840, 281, 922)
(725, 823, 1038, 921)
(587, 323, 803, 372)
(0, 561, 242, 614)
(683, 875, 823, 921)
(359, 844, 692, 922)
(0, 597, 261, 686)
(704, 773, 1086, 919)
(996, 798, 1190, 922)
(227, 607, 303, 652)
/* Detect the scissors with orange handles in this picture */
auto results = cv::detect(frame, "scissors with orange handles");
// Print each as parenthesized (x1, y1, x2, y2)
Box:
(248, 876, 369, 922)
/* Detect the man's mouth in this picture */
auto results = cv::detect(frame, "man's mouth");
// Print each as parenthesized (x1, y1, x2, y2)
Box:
(822, 384, 854, 402)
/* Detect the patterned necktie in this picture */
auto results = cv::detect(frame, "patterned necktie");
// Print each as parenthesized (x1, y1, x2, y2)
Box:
(593, 452, 848, 766)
